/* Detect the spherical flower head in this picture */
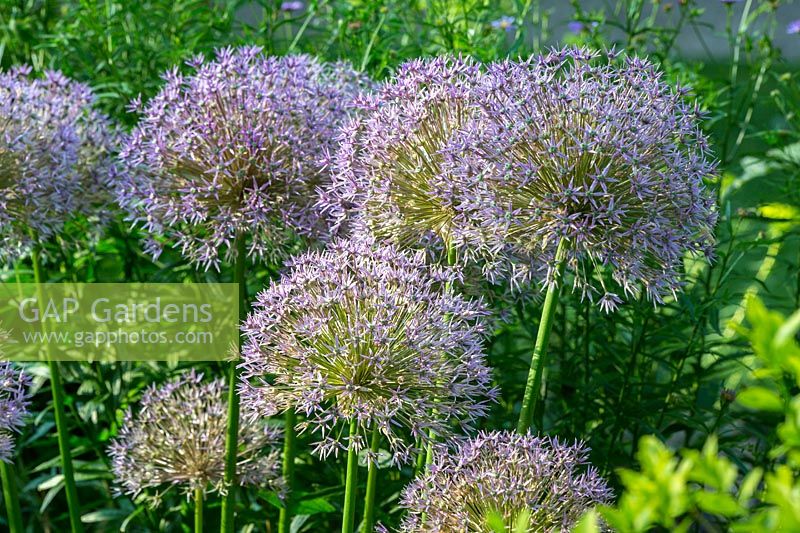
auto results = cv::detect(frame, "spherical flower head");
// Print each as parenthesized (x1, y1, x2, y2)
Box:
(399, 430, 612, 532)
(117, 47, 369, 270)
(0, 362, 32, 462)
(239, 234, 497, 465)
(456, 47, 717, 310)
(108, 370, 283, 501)
(319, 55, 539, 288)
(0, 67, 117, 262)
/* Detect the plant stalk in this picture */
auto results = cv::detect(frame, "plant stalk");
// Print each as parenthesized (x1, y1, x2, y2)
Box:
(220, 233, 247, 532)
(362, 426, 381, 533)
(278, 409, 297, 533)
(195, 487, 204, 533)
(0, 460, 23, 532)
(516, 239, 567, 434)
(341, 420, 359, 533)
(31, 243, 83, 532)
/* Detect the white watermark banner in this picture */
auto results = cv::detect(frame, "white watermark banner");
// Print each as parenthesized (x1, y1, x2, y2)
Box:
(0, 283, 239, 362)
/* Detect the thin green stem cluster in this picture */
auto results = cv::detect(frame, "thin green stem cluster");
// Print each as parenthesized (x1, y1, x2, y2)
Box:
(31, 243, 84, 533)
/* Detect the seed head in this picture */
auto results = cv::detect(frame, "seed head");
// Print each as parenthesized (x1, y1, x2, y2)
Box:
(108, 371, 282, 500)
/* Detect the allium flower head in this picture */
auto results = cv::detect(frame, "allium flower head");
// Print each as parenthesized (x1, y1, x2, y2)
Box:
(320, 56, 537, 286)
(117, 47, 368, 269)
(108, 371, 282, 500)
(0, 362, 32, 462)
(454, 47, 717, 309)
(400, 430, 611, 532)
(0, 67, 117, 262)
(239, 234, 497, 465)
(788, 20, 800, 35)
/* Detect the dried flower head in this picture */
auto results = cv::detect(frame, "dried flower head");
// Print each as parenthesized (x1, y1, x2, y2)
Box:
(400, 430, 611, 532)
(0, 362, 32, 462)
(239, 234, 497, 465)
(454, 47, 717, 310)
(108, 371, 282, 500)
(318, 56, 539, 287)
(117, 47, 368, 269)
(0, 67, 117, 262)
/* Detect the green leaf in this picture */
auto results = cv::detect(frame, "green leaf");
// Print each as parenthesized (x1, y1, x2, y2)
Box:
(293, 497, 336, 515)
(572, 510, 601, 533)
(737, 387, 784, 412)
(81, 508, 130, 523)
(694, 492, 744, 517)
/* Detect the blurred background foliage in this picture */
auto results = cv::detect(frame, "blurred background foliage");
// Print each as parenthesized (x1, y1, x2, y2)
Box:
(1, 0, 800, 530)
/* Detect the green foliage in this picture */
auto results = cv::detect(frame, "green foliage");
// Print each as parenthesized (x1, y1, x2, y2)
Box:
(588, 298, 800, 532)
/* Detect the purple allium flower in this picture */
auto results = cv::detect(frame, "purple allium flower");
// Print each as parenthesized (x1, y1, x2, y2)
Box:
(788, 20, 800, 35)
(117, 47, 368, 270)
(0, 67, 117, 262)
(108, 371, 283, 500)
(399, 431, 611, 532)
(280, 1, 304, 12)
(239, 233, 497, 465)
(0, 362, 32, 462)
(319, 56, 538, 288)
(455, 47, 717, 310)
(490, 16, 516, 32)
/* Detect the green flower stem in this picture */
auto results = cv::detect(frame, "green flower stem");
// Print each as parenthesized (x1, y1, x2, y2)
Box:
(516, 238, 567, 434)
(31, 243, 83, 532)
(362, 426, 381, 533)
(195, 487, 204, 533)
(278, 409, 297, 533)
(220, 233, 248, 532)
(341, 419, 359, 533)
(0, 460, 23, 532)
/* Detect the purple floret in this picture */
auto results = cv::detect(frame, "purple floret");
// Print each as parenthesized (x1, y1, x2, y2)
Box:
(0, 362, 32, 462)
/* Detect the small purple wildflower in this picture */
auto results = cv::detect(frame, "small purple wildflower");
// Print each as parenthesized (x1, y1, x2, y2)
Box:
(568, 20, 599, 34)
(239, 233, 497, 466)
(399, 431, 612, 532)
(0, 67, 117, 262)
(490, 16, 516, 32)
(280, 1, 304, 11)
(117, 47, 368, 270)
(108, 370, 283, 500)
(0, 362, 32, 462)
(788, 20, 800, 35)
(456, 47, 717, 310)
